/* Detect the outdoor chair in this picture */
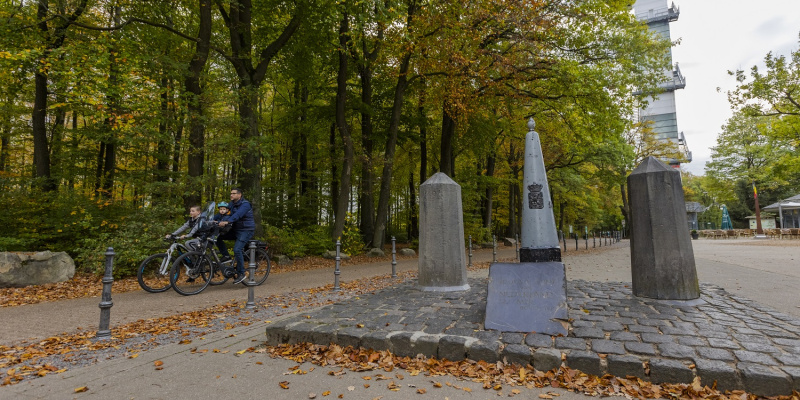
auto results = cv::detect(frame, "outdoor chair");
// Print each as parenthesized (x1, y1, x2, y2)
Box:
(791, 228, 800, 239)
(726, 230, 738, 239)
(766, 228, 779, 239)
(780, 229, 792, 239)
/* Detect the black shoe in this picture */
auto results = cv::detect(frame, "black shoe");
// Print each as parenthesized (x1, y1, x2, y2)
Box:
(233, 274, 247, 285)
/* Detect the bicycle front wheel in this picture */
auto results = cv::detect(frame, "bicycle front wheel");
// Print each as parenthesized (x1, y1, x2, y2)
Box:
(137, 253, 172, 293)
(170, 251, 212, 296)
(244, 249, 271, 286)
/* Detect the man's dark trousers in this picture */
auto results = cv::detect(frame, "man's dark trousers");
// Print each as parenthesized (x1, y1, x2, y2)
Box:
(217, 229, 254, 276)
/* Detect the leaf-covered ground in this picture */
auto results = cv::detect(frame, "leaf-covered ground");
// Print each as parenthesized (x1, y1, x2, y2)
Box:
(263, 342, 800, 400)
(0, 270, 419, 386)
(0, 252, 418, 308)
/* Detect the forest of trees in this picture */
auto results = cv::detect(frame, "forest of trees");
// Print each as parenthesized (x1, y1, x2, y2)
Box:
(0, 0, 676, 275)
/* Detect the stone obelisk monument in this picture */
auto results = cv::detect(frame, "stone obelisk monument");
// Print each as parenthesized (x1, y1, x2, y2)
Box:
(484, 119, 568, 335)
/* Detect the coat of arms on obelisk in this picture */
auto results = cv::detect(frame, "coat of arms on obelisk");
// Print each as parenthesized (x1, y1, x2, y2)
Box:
(528, 183, 544, 209)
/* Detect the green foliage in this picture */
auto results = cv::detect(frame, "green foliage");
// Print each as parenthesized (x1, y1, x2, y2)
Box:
(263, 225, 332, 259)
(340, 213, 363, 256)
(73, 203, 184, 277)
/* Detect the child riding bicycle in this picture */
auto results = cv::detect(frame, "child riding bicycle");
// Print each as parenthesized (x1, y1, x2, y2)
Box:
(167, 205, 203, 250)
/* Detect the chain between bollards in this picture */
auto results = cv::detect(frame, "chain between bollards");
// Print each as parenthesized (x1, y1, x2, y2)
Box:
(492, 235, 497, 263)
(468, 235, 473, 267)
(96, 247, 115, 340)
(245, 241, 256, 309)
(333, 239, 342, 292)
(391, 236, 397, 278)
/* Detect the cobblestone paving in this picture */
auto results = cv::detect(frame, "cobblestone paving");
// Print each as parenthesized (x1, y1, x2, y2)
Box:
(266, 278, 800, 397)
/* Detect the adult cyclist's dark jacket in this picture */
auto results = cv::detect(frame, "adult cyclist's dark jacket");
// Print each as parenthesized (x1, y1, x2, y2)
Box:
(228, 198, 255, 231)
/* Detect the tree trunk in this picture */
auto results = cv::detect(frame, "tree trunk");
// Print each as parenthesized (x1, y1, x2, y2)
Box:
(220, 1, 301, 234)
(155, 76, 170, 182)
(67, 112, 78, 189)
(99, 5, 122, 199)
(482, 153, 495, 229)
(619, 183, 630, 235)
(332, 12, 354, 242)
(236, 84, 263, 231)
(171, 114, 183, 177)
(370, 1, 417, 248)
(94, 142, 105, 196)
(408, 169, 418, 239)
(32, 3, 53, 191)
(32, 67, 54, 191)
(439, 105, 456, 177)
(30, 0, 88, 191)
(358, 62, 375, 244)
(287, 83, 301, 220)
(183, 0, 212, 209)
(298, 86, 312, 221)
(419, 110, 427, 184)
(49, 95, 67, 186)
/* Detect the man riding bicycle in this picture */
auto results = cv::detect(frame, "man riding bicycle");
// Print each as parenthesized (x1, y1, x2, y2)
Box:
(216, 188, 254, 285)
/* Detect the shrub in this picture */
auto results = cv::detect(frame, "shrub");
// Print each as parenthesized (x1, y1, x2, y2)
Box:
(73, 203, 185, 277)
(263, 225, 332, 258)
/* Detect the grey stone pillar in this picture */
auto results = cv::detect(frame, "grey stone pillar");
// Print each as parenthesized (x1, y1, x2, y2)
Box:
(628, 156, 699, 300)
(418, 172, 469, 291)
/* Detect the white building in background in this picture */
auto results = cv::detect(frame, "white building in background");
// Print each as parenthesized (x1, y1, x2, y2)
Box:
(633, 0, 691, 167)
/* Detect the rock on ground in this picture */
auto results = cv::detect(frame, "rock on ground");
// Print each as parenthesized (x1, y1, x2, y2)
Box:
(0, 251, 75, 288)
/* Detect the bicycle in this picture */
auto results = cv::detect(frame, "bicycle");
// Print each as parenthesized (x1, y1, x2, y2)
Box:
(168, 235, 225, 296)
(168, 231, 272, 295)
(137, 235, 191, 293)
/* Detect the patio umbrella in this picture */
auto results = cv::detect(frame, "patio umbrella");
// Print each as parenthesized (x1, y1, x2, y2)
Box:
(721, 205, 733, 230)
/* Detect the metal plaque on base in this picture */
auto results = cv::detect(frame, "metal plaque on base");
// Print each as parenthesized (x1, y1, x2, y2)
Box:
(484, 262, 568, 335)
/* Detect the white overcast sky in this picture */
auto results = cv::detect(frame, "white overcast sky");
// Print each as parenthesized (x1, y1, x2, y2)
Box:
(668, 0, 800, 175)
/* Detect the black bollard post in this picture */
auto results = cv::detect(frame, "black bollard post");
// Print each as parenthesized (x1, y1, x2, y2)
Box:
(593, 232, 596, 248)
(391, 236, 397, 278)
(515, 234, 520, 261)
(585, 233, 588, 250)
(468, 235, 473, 267)
(561, 230, 567, 252)
(246, 241, 256, 309)
(96, 247, 115, 340)
(333, 239, 342, 292)
(574, 234, 578, 251)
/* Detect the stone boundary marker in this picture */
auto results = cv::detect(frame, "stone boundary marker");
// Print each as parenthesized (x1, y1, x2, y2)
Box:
(266, 278, 800, 397)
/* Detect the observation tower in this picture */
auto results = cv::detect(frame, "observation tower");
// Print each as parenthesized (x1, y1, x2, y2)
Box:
(634, 0, 691, 167)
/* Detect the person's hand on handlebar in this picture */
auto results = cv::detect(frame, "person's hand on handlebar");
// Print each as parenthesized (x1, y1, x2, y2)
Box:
(219, 221, 228, 227)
